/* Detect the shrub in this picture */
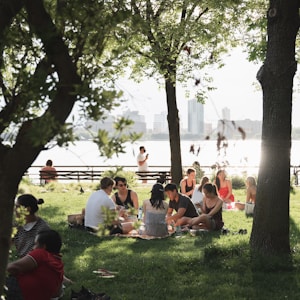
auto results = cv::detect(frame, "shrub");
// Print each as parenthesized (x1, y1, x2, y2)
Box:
(231, 175, 246, 189)
(101, 168, 138, 188)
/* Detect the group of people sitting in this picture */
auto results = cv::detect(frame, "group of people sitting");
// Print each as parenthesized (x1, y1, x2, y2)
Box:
(5, 168, 256, 299)
(181, 168, 256, 212)
(82, 169, 257, 238)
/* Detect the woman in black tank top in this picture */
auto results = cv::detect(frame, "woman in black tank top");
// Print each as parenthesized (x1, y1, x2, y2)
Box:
(180, 168, 196, 198)
(188, 183, 224, 231)
(111, 176, 139, 210)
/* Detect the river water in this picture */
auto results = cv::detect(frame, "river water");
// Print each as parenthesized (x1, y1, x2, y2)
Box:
(31, 139, 300, 170)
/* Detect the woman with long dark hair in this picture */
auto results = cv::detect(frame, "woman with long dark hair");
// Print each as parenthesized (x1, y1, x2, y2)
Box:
(189, 183, 224, 231)
(142, 183, 169, 237)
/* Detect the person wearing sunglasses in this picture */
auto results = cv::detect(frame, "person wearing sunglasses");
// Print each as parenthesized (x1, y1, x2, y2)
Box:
(111, 177, 139, 210)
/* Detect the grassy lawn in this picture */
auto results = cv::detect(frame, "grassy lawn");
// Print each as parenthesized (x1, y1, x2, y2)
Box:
(13, 181, 300, 300)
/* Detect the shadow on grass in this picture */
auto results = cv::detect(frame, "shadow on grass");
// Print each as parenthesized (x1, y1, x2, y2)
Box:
(41, 203, 300, 300)
(195, 216, 300, 299)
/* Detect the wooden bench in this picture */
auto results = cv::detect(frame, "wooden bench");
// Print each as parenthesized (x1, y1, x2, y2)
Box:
(39, 169, 172, 184)
(39, 170, 102, 184)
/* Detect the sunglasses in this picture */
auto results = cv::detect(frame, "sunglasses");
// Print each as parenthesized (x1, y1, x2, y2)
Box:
(117, 183, 126, 187)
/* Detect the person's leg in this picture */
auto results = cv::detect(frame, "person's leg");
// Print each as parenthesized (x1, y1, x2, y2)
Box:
(189, 215, 213, 230)
(120, 222, 134, 234)
(175, 217, 192, 226)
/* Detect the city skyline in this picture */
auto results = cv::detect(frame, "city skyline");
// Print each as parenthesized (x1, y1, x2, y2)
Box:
(113, 48, 300, 128)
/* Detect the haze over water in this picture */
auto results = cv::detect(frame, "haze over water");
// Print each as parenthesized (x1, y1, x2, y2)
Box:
(31, 139, 300, 173)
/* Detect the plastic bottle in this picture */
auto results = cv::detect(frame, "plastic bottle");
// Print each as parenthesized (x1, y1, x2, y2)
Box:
(138, 207, 143, 220)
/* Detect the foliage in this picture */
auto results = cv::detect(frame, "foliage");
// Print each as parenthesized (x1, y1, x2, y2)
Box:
(231, 175, 246, 190)
(101, 169, 138, 188)
(192, 161, 205, 182)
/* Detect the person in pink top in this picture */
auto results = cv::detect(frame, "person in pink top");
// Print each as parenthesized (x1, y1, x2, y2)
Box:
(7, 230, 64, 300)
(215, 170, 235, 208)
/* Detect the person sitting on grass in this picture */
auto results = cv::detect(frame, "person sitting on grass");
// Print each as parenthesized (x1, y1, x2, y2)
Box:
(165, 183, 198, 227)
(141, 183, 169, 237)
(180, 167, 196, 198)
(6, 229, 64, 300)
(111, 176, 139, 210)
(13, 194, 50, 258)
(84, 177, 134, 235)
(235, 176, 257, 211)
(188, 183, 224, 231)
(191, 176, 210, 212)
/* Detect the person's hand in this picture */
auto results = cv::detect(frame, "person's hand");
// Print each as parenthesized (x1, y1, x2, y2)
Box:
(146, 153, 149, 159)
(165, 216, 173, 225)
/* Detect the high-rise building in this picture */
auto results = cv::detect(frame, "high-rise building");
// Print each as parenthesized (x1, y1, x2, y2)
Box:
(188, 99, 204, 137)
(222, 107, 231, 121)
(153, 111, 168, 133)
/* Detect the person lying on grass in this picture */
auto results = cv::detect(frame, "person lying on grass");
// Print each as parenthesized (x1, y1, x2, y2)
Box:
(164, 183, 199, 227)
(188, 183, 224, 231)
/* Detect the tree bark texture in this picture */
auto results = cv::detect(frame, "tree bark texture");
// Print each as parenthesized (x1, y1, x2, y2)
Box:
(165, 78, 183, 185)
(250, 0, 300, 255)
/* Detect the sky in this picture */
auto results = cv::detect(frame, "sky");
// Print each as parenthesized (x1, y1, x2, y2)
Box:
(114, 48, 300, 129)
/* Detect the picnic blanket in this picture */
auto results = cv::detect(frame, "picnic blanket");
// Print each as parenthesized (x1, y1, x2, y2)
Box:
(114, 228, 175, 240)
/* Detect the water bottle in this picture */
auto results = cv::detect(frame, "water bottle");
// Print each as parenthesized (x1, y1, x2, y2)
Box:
(175, 225, 182, 237)
(138, 207, 143, 220)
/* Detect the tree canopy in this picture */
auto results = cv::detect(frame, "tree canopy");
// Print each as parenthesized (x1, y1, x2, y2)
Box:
(0, 0, 138, 293)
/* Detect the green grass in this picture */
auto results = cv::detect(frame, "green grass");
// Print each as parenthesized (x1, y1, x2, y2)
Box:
(13, 182, 300, 300)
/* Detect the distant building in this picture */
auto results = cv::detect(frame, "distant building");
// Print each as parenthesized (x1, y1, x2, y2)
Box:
(222, 107, 231, 121)
(121, 110, 147, 134)
(188, 99, 204, 137)
(86, 115, 115, 133)
(85, 109, 147, 135)
(153, 111, 168, 133)
(217, 118, 262, 139)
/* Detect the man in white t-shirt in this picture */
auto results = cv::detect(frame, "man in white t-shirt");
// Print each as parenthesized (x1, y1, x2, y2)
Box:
(84, 177, 116, 231)
(137, 146, 149, 183)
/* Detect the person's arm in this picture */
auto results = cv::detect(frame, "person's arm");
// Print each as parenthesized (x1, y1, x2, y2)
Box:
(166, 207, 187, 224)
(166, 207, 173, 217)
(138, 154, 148, 166)
(131, 191, 139, 210)
(7, 255, 37, 276)
(246, 187, 251, 202)
(180, 179, 187, 194)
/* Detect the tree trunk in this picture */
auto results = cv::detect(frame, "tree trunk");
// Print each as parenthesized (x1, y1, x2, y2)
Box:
(0, 146, 42, 295)
(165, 77, 183, 185)
(250, 0, 300, 256)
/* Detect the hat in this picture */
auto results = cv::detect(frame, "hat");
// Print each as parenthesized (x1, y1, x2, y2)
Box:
(151, 183, 164, 193)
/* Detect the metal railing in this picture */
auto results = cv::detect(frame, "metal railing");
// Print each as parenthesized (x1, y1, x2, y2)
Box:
(25, 165, 300, 185)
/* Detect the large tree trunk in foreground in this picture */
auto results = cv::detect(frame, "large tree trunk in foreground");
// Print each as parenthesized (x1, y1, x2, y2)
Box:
(250, 0, 299, 256)
(165, 77, 183, 185)
(0, 0, 81, 293)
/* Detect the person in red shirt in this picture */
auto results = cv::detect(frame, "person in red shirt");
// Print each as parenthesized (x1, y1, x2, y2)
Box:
(7, 229, 64, 300)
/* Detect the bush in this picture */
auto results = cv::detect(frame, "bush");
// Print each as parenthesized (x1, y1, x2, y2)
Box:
(101, 168, 138, 188)
(231, 175, 246, 189)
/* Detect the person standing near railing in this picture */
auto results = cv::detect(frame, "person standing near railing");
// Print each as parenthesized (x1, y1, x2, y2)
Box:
(137, 146, 149, 183)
